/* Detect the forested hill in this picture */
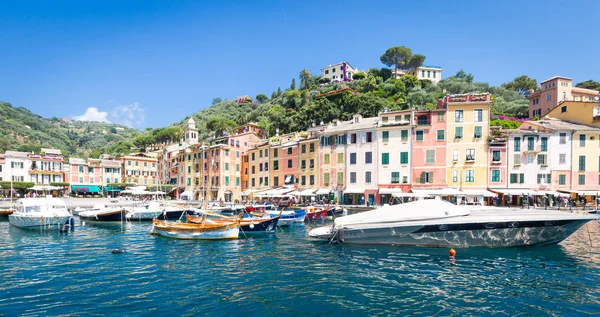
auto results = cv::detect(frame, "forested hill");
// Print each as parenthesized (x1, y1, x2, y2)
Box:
(0, 101, 138, 157)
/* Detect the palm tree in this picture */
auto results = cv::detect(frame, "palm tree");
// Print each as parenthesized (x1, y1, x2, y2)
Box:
(299, 69, 311, 90)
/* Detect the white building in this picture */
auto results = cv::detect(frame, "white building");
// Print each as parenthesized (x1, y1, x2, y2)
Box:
(376, 111, 413, 204)
(3, 151, 30, 182)
(394, 65, 443, 83)
(321, 62, 358, 82)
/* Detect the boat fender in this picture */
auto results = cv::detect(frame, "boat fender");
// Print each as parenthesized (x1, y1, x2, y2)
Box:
(337, 229, 345, 243)
(249, 223, 255, 229)
(111, 249, 126, 254)
(70, 217, 75, 227)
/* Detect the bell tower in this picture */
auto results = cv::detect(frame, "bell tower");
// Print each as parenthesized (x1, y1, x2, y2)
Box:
(185, 117, 198, 145)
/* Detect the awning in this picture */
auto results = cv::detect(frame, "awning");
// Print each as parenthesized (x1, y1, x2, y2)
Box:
(558, 190, 600, 196)
(411, 188, 462, 196)
(459, 189, 496, 197)
(104, 186, 122, 192)
(378, 188, 403, 195)
(537, 190, 570, 197)
(30, 185, 61, 191)
(315, 188, 331, 195)
(392, 192, 431, 198)
(298, 189, 316, 196)
(489, 188, 538, 196)
(71, 185, 101, 193)
(343, 188, 365, 194)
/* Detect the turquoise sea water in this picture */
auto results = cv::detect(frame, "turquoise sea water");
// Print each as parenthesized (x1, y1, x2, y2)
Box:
(0, 218, 599, 316)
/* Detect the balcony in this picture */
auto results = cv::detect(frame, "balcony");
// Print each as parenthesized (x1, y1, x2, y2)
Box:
(465, 155, 475, 163)
(524, 146, 541, 154)
(491, 158, 502, 164)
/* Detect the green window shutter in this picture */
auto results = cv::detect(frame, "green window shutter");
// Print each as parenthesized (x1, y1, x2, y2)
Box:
(382, 131, 389, 142)
(474, 126, 482, 138)
(455, 127, 463, 139)
(382, 153, 389, 165)
(437, 130, 444, 141)
(400, 152, 408, 164)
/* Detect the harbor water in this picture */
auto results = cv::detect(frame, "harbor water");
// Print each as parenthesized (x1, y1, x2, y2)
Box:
(0, 218, 599, 316)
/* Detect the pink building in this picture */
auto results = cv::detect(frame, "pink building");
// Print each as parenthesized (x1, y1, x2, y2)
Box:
(411, 108, 448, 188)
(487, 129, 508, 191)
(528, 76, 600, 118)
(68, 158, 103, 196)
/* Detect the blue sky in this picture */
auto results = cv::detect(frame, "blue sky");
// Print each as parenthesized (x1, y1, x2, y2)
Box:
(1, 0, 599, 129)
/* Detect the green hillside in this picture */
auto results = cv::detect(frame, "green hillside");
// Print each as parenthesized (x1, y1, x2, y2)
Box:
(0, 101, 139, 157)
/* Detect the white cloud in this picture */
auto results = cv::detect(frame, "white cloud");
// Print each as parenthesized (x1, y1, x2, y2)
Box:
(109, 102, 145, 128)
(72, 107, 110, 123)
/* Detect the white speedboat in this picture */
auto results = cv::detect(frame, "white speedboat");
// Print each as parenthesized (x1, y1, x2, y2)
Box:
(9, 197, 73, 229)
(79, 204, 126, 222)
(126, 201, 188, 221)
(308, 198, 598, 247)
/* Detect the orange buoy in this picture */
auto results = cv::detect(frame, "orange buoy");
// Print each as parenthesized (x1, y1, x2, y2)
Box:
(449, 248, 456, 257)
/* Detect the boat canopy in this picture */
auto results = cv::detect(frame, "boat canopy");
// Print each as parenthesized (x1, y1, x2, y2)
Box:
(334, 198, 470, 228)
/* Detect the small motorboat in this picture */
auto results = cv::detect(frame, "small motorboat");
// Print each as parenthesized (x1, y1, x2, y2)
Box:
(79, 204, 126, 222)
(126, 201, 189, 221)
(271, 209, 306, 226)
(189, 209, 281, 234)
(304, 206, 329, 222)
(326, 206, 347, 218)
(150, 217, 239, 240)
(9, 197, 73, 229)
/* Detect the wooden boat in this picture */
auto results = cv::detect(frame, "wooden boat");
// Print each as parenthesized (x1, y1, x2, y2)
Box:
(188, 209, 282, 234)
(304, 206, 329, 222)
(150, 217, 239, 240)
(0, 208, 16, 216)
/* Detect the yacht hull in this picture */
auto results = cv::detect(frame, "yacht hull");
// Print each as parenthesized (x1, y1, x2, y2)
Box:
(9, 215, 72, 229)
(80, 210, 125, 222)
(310, 219, 593, 247)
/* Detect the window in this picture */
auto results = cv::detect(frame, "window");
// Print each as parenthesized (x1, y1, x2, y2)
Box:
(559, 133, 566, 144)
(236, 164, 240, 172)
(474, 126, 482, 138)
(527, 137, 534, 151)
(514, 137, 521, 151)
(526, 154, 534, 164)
(252, 166, 256, 174)
(391, 172, 400, 184)
(365, 152, 372, 164)
(135, 161, 138, 166)
(417, 115, 428, 125)
(426, 149, 435, 164)
(561, 106, 567, 113)
(337, 172, 343, 184)
(400, 152, 408, 164)
(324, 154, 330, 164)
(427, 70, 431, 78)
(301, 144, 306, 153)
(273, 149, 278, 157)
(433, 71, 437, 78)
(492, 150, 501, 162)
(404, 114, 411, 122)
(403, 176, 408, 183)
(452, 170, 458, 182)
(510, 173, 525, 184)
(264, 162, 269, 171)
(251, 153, 255, 161)
(492, 170, 500, 182)
(466, 149, 475, 161)
(559, 153, 566, 164)
(579, 155, 586, 171)
(337, 153, 344, 163)
(309, 159, 314, 168)
(350, 134, 357, 144)
(350, 172, 356, 184)
(455, 110, 464, 122)
(578, 174, 586, 185)
(437, 112, 444, 122)
(310, 175, 314, 185)
(420, 172, 433, 184)
(580, 134, 586, 147)
(437, 130, 444, 141)
(301, 160, 306, 169)
(79, 166, 84, 173)
(236, 177, 240, 186)
(416, 130, 424, 141)
(274, 176, 279, 186)
(324, 173, 330, 186)
(286, 159, 292, 168)
(474, 109, 483, 122)
(537, 174, 551, 185)
(559, 174, 566, 185)
(225, 163, 229, 171)
(455, 127, 463, 139)
(382, 153, 389, 165)
(537, 154, 547, 165)
(301, 176, 306, 186)
(365, 172, 372, 183)
(394, 115, 402, 122)
(287, 147, 292, 155)
(382, 131, 389, 142)
(365, 132, 373, 143)
(381, 116, 389, 124)
(401, 130, 408, 141)
(350, 153, 357, 165)
(453, 149, 458, 161)
(546, 94, 551, 101)
(465, 170, 474, 182)
(309, 143, 314, 152)
(273, 160, 279, 170)
(541, 137, 548, 151)
(224, 176, 229, 186)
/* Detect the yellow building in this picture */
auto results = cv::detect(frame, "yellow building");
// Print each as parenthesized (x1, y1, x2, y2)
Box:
(121, 152, 158, 186)
(445, 94, 491, 189)
(247, 140, 270, 191)
(298, 130, 320, 190)
(545, 100, 600, 127)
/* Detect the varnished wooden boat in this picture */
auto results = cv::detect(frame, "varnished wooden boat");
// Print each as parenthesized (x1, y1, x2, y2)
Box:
(0, 208, 16, 216)
(150, 218, 239, 240)
(188, 210, 281, 234)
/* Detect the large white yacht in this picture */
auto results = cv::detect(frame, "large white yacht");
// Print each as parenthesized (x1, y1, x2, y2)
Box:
(308, 198, 598, 247)
(9, 197, 72, 229)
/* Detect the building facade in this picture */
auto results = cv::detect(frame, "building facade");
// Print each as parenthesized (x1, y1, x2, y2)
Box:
(377, 111, 411, 204)
(121, 153, 158, 186)
(528, 76, 600, 118)
(320, 62, 359, 82)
